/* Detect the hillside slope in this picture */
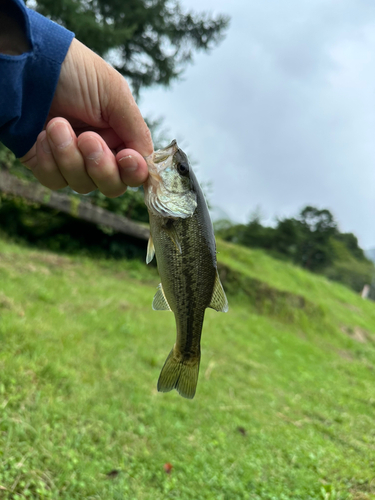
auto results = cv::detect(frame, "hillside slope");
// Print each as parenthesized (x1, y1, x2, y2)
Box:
(365, 248, 375, 264)
(0, 236, 374, 499)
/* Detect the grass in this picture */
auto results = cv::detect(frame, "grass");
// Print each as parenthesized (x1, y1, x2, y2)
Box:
(0, 235, 374, 499)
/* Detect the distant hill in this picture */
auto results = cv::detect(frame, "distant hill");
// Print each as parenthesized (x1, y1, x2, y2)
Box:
(365, 248, 375, 263)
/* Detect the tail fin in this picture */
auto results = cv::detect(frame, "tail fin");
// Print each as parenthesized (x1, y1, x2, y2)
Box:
(157, 347, 200, 399)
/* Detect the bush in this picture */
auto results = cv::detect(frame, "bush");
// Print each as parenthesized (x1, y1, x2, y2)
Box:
(322, 260, 374, 293)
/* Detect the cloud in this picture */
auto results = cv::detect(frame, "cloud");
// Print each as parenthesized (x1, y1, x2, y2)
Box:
(140, 0, 375, 248)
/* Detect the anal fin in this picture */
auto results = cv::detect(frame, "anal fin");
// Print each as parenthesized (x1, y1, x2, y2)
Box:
(209, 269, 229, 312)
(152, 283, 172, 311)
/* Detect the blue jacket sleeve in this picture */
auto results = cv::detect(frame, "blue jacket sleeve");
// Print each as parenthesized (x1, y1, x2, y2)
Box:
(0, 0, 74, 157)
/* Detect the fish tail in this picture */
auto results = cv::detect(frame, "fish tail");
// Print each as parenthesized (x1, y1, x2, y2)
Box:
(157, 347, 200, 399)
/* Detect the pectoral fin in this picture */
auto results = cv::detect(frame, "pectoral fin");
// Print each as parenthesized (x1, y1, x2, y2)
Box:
(209, 269, 229, 312)
(164, 223, 182, 254)
(152, 283, 172, 311)
(146, 235, 155, 264)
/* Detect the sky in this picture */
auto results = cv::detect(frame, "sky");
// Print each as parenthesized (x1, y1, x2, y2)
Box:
(139, 0, 375, 249)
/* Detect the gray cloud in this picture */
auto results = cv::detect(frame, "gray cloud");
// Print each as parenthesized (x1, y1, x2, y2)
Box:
(140, 0, 375, 248)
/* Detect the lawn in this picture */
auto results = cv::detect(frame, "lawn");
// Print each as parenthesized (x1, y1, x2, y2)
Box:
(0, 236, 374, 499)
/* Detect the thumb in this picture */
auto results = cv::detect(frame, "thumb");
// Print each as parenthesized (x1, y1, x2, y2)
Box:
(103, 73, 154, 158)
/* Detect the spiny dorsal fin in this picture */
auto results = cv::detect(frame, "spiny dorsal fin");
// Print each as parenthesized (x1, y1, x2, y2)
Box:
(146, 235, 155, 264)
(209, 269, 229, 312)
(152, 283, 172, 311)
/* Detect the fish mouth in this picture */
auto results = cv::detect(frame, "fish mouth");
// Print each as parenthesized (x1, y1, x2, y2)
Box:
(144, 140, 197, 219)
(153, 140, 178, 164)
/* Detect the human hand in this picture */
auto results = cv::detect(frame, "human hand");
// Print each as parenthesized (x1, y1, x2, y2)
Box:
(20, 38, 153, 197)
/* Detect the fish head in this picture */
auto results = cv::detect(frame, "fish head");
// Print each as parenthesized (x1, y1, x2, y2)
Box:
(144, 140, 198, 219)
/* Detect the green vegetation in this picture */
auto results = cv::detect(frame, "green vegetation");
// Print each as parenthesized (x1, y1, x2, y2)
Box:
(0, 234, 374, 499)
(217, 207, 375, 294)
(29, 0, 229, 97)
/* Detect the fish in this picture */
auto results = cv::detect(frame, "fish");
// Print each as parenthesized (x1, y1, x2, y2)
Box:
(144, 140, 228, 399)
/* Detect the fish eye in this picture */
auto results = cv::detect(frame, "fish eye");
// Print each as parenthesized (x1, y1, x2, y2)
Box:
(177, 162, 189, 176)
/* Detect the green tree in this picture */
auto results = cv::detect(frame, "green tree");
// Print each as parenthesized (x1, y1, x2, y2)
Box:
(27, 0, 229, 96)
(334, 232, 367, 261)
(294, 206, 337, 271)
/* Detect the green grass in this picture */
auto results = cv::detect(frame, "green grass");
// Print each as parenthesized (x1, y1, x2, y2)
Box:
(0, 236, 374, 499)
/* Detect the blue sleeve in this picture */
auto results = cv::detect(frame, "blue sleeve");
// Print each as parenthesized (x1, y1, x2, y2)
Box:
(0, 0, 74, 158)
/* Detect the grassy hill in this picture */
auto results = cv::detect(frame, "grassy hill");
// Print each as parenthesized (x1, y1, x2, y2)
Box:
(0, 235, 374, 499)
(365, 249, 375, 265)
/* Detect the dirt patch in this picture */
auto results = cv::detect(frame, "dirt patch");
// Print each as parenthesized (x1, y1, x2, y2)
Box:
(27, 251, 74, 269)
(337, 349, 355, 361)
(0, 251, 78, 279)
(341, 325, 374, 343)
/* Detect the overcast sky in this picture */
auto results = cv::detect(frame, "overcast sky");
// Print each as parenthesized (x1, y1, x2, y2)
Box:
(139, 0, 375, 249)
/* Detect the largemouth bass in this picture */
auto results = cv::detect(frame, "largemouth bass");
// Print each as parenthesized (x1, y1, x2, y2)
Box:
(144, 140, 228, 399)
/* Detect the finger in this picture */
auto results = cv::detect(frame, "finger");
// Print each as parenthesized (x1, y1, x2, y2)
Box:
(78, 132, 127, 198)
(19, 142, 37, 170)
(34, 131, 68, 190)
(46, 118, 97, 194)
(116, 149, 149, 187)
(104, 76, 154, 157)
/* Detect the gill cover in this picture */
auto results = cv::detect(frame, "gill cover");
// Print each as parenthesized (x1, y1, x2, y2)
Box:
(144, 140, 197, 218)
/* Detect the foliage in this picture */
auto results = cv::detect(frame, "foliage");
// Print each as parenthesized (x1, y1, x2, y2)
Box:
(1, 236, 375, 498)
(0, 143, 33, 179)
(88, 187, 149, 223)
(334, 232, 367, 261)
(27, 0, 229, 97)
(294, 206, 337, 270)
(216, 206, 375, 293)
(0, 193, 148, 260)
(324, 259, 375, 293)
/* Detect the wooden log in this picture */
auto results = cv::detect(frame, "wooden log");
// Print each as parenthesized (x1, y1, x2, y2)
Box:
(0, 169, 149, 241)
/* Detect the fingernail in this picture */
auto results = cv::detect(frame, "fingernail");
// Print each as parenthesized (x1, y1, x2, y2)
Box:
(78, 137, 103, 160)
(48, 121, 73, 149)
(41, 137, 51, 154)
(118, 155, 138, 172)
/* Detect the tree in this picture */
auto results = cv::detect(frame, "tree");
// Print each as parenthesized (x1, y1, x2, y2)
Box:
(298, 206, 337, 236)
(334, 232, 367, 261)
(294, 206, 338, 271)
(27, 0, 229, 96)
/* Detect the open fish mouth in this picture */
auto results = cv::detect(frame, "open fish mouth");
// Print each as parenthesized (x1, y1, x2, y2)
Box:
(144, 140, 197, 219)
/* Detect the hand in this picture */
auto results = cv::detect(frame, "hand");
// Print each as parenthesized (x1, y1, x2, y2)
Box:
(20, 38, 153, 197)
